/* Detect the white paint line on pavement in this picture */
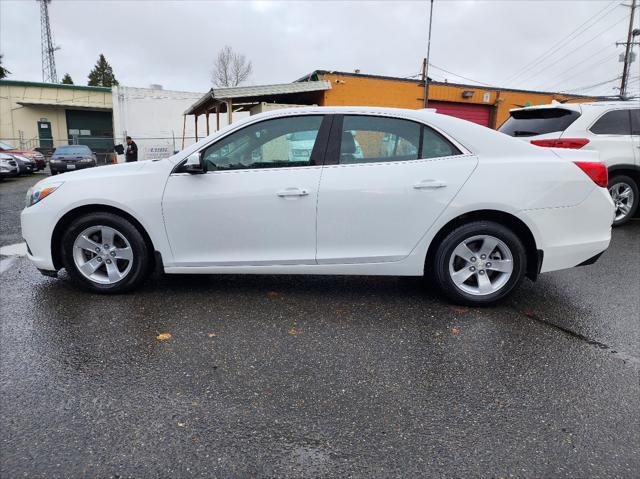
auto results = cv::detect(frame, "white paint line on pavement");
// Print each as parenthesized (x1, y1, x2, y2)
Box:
(0, 242, 27, 257)
(0, 243, 27, 275)
(0, 257, 18, 275)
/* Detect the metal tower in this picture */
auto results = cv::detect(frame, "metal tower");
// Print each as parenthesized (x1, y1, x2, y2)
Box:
(39, 0, 59, 83)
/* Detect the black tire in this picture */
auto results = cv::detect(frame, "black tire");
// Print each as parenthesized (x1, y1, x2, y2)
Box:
(608, 175, 638, 227)
(432, 221, 527, 306)
(50, 170, 58, 176)
(61, 212, 152, 293)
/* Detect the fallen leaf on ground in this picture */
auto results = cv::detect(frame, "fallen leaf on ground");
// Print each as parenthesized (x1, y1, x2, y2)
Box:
(207, 332, 217, 338)
(266, 291, 281, 299)
(449, 327, 461, 335)
(449, 306, 468, 314)
(177, 422, 185, 427)
(156, 333, 172, 341)
(288, 328, 303, 335)
(335, 308, 346, 316)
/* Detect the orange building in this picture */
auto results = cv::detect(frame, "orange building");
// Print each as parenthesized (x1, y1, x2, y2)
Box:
(298, 70, 603, 129)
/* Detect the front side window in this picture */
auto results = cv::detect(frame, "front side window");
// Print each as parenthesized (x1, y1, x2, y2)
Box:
(590, 109, 632, 135)
(202, 115, 324, 170)
(338, 115, 460, 164)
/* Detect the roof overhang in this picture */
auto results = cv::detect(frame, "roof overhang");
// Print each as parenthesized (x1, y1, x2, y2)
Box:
(185, 80, 331, 116)
(16, 100, 112, 111)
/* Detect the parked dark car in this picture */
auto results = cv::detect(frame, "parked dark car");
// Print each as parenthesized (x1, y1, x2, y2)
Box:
(50, 145, 98, 175)
(0, 141, 46, 171)
(11, 154, 36, 175)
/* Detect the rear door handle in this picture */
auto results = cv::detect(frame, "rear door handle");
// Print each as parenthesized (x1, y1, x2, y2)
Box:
(413, 179, 447, 189)
(277, 188, 309, 197)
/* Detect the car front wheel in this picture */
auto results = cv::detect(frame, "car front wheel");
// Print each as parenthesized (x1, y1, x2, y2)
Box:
(61, 212, 151, 293)
(432, 221, 526, 305)
(608, 175, 638, 226)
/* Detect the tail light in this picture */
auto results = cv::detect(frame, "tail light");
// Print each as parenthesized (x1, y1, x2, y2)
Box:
(573, 161, 608, 188)
(531, 138, 590, 149)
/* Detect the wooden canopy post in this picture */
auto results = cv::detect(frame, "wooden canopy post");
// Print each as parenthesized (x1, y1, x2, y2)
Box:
(194, 115, 198, 142)
(206, 112, 210, 136)
(216, 104, 220, 131)
(227, 98, 233, 125)
(181, 114, 186, 149)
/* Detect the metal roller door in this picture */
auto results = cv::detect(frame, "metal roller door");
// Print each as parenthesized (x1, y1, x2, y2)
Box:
(428, 101, 492, 127)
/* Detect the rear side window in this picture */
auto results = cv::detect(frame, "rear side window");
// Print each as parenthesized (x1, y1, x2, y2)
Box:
(338, 116, 460, 164)
(631, 110, 640, 135)
(590, 109, 632, 135)
(498, 108, 581, 137)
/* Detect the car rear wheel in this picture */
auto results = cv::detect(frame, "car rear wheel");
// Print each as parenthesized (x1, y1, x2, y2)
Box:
(61, 212, 151, 293)
(608, 175, 638, 226)
(432, 221, 526, 305)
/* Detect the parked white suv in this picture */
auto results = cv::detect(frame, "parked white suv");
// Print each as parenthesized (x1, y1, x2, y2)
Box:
(499, 101, 640, 225)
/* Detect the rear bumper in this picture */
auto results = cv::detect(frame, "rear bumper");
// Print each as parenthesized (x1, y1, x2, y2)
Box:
(519, 187, 614, 273)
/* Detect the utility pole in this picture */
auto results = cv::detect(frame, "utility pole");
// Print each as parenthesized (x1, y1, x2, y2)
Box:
(38, 0, 59, 83)
(423, 0, 434, 108)
(619, 1, 637, 98)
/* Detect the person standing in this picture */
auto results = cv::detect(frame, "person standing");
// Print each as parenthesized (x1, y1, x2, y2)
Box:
(125, 136, 138, 162)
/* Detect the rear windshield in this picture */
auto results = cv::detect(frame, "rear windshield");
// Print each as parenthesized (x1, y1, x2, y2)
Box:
(53, 145, 92, 154)
(499, 108, 581, 137)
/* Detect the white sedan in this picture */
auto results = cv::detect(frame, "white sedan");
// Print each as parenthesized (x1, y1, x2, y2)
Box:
(21, 107, 614, 305)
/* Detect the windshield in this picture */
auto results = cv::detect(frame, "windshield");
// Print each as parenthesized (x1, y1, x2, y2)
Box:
(53, 145, 92, 154)
(0, 141, 16, 150)
(499, 108, 581, 137)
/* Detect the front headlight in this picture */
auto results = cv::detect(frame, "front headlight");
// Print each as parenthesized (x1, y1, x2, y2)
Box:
(26, 182, 63, 207)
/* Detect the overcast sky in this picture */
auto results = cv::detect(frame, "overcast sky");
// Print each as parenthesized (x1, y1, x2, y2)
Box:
(1, 0, 638, 97)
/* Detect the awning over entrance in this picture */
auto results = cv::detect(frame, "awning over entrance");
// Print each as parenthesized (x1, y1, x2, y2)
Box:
(182, 80, 331, 145)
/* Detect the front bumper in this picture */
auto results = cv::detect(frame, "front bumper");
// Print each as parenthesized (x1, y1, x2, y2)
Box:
(21, 204, 57, 271)
(50, 162, 96, 173)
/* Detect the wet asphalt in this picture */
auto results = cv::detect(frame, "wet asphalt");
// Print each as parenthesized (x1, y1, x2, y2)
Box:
(1, 173, 639, 478)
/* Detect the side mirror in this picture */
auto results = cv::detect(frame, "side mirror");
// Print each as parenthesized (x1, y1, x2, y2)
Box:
(184, 152, 207, 174)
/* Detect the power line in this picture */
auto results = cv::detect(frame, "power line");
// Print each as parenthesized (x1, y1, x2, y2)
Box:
(521, 14, 629, 88)
(544, 43, 618, 90)
(560, 76, 621, 93)
(428, 63, 493, 86)
(504, 1, 619, 84)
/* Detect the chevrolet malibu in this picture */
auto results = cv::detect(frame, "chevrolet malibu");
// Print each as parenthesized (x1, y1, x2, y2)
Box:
(21, 107, 614, 305)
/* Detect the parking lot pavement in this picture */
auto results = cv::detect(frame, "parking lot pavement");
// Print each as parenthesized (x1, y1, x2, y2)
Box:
(0, 172, 47, 247)
(1, 179, 639, 478)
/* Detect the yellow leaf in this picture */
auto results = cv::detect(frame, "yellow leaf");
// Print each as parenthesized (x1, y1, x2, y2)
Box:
(207, 332, 217, 338)
(288, 328, 302, 335)
(156, 333, 172, 341)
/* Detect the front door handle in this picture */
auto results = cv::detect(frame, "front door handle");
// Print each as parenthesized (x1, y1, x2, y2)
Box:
(277, 188, 309, 197)
(413, 179, 447, 189)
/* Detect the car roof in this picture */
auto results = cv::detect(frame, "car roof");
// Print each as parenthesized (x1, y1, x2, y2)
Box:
(510, 99, 638, 114)
(176, 105, 546, 160)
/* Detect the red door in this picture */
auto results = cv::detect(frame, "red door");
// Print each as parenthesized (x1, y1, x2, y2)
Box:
(428, 101, 492, 127)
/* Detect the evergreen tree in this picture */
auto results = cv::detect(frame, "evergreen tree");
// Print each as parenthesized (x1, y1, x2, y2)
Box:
(87, 54, 118, 87)
(0, 54, 10, 79)
(61, 73, 74, 84)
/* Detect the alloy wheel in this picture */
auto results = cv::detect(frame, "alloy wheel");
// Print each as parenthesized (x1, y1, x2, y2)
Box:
(72, 225, 134, 284)
(448, 234, 514, 296)
(608, 181, 635, 222)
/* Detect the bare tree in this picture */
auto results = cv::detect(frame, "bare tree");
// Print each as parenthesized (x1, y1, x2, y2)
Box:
(212, 46, 252, 87)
